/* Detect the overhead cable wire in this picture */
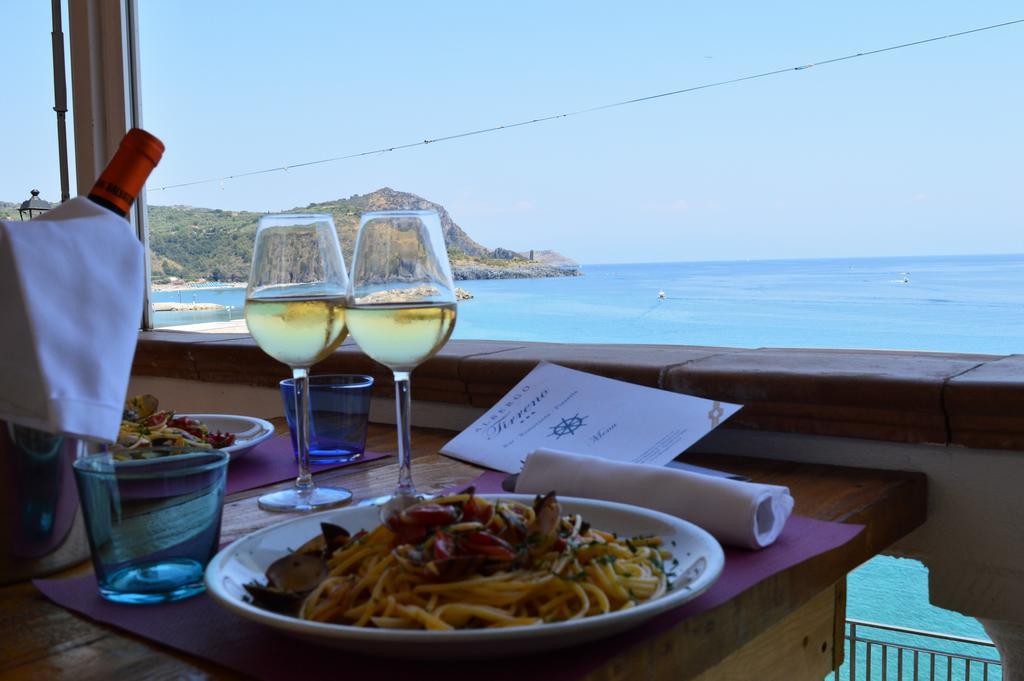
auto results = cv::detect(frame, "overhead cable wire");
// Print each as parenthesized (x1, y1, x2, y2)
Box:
(150, 18, 1024, 193)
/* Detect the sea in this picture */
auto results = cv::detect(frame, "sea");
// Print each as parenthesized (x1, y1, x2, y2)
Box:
(155, 253, 1024, 678)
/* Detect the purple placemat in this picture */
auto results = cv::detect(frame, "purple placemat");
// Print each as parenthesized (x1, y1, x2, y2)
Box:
(452, 469, 507, 494)
(35, 471, 863, 680)
(226, 435, 389, 495)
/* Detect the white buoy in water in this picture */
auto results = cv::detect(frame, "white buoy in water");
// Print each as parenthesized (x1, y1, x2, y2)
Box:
(658, 290, 666, 299)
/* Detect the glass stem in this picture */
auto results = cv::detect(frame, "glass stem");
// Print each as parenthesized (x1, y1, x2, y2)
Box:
(292, 367, 314, 494)
(393, 371, 416, 497)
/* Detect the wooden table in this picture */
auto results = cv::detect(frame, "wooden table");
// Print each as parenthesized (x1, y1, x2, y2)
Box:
(0, 423, 926, 680)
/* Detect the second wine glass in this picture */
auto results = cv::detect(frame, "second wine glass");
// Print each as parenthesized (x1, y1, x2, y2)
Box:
(245, 213, 352, 512)
(346, 210, 457, 512)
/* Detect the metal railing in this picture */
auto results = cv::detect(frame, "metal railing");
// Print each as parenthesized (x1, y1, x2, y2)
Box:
(843, 619, 1001, 681)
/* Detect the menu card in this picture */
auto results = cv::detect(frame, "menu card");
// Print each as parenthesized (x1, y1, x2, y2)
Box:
(440, 363, 741, 474)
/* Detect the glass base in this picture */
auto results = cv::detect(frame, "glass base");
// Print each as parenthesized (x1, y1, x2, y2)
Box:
(258, 485, 353, 513)
(295, 449, 363, 465)
(98, 558, 206, 603)
(358, 491, 426, 522)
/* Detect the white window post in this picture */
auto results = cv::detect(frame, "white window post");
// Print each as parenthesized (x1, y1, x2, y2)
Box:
(68, 0, 154, 328)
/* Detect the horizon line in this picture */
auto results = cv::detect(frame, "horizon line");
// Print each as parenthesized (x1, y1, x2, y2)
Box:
(580, 252, 1024, 267)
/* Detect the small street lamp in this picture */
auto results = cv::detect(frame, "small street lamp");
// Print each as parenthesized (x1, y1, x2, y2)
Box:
(18, 190, 52, 220)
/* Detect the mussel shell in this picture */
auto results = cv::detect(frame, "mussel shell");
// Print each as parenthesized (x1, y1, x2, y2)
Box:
(321, 523, 350, 552)
(497, 507, 529, 542)
(293, 534, 326, 557)
(243, 583, 305, 614)
(266, 552, 328, 593)
(291, 522, 351, 560)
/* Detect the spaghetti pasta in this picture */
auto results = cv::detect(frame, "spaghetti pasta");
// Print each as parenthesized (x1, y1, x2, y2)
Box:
(245, 491, 674, 630)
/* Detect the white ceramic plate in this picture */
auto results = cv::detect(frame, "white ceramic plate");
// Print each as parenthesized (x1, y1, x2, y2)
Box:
(180, 414, 275, 460)
(204, 494, 724, 658)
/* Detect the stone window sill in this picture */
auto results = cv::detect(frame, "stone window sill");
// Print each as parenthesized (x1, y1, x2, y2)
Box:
(133, 331, 1024, 451)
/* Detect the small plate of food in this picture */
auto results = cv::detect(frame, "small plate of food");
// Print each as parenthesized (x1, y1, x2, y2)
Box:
(116, 395, 274, 461)
(204, 490, 724, 657)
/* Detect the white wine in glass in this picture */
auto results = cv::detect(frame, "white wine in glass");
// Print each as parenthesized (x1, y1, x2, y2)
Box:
(245, 297, 347, 367)
(245, 214, 352, 512)
(347, 210, 457, 513)
(344, 303, 456, 372)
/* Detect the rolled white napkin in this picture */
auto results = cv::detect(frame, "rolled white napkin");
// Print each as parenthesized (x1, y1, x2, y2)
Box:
(515, 448, 794, 549)
(0, 198, 144, 442)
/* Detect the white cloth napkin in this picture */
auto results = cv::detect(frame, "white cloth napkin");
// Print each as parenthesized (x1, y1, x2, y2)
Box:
(515, 448, 795, 549)
(0, 198, 144, 442)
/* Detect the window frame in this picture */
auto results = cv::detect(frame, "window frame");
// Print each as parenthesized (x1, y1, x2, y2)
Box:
(68, 0, 155, 328)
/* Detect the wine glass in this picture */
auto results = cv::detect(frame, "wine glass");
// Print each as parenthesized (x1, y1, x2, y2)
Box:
(346, 210, 457, 513)
(245, 214, 352, 512)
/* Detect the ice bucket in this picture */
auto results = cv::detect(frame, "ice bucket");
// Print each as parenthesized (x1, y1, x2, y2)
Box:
(0, 421, 90, 584)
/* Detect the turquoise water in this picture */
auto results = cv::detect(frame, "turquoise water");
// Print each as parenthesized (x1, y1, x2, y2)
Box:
(451, 254, 1024, 353)
(157, 254, 1024, 352)
(155, 253, 1024, 672)
(152, 287, 246, 327)
(839, 558, 1001, 680)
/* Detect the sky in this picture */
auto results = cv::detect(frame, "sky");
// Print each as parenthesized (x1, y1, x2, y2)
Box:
(3, 1, 1022, 264)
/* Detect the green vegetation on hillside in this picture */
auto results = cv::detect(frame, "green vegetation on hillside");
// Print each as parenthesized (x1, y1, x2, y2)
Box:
(0, 202, 21, 221)
(3, 189, 578, 283)
(148, 188, 561, 283)
(147, 205, 260, 281)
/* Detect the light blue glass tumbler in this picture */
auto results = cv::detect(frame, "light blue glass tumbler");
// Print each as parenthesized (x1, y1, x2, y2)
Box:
(73, 449, 228, 603)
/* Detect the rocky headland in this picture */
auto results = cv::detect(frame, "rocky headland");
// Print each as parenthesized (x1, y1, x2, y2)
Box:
(453, 264, 580, 280)
(135, 188, 581, 284)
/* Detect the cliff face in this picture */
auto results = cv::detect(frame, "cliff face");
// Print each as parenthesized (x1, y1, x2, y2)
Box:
(329, 189, 581, 277)
(336, 187, 491, 259)
(519, 249, 579, 268)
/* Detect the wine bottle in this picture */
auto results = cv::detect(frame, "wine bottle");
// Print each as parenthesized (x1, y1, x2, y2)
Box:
(86, 128, 165, 217)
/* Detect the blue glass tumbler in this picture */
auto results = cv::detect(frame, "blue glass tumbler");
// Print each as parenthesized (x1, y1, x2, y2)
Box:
(280, 374, 373, 465)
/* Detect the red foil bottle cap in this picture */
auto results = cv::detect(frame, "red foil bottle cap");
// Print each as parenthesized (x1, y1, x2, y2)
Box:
(88, 128, 165, 216)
